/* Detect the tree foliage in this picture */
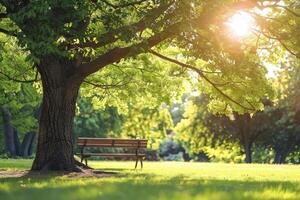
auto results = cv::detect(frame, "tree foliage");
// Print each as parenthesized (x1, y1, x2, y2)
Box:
(2, 0, 296, 112)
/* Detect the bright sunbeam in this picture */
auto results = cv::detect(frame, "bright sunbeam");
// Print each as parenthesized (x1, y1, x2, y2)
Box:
(226, 12, 255, 38)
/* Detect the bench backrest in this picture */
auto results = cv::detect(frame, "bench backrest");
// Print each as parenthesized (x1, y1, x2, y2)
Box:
(77, 137, 148, 148)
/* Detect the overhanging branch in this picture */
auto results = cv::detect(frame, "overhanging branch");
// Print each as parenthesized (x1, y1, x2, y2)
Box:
(0, 70, 39, 83)
(75, 21, 180, 77)
(0, 28, 17, 37)
(75, 2, 173, 49)
(149, 50, 255, 111)
(253, 28, 300, 59)
(101, 0, 149, 9)
(72, 0, 260, 80)
(83, 79, 131, 89)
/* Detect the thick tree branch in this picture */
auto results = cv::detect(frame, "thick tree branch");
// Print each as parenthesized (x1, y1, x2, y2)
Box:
(83, 79, 131, 89)
(80, 0, 257, 49)
(75, 22, 181, 77)
(101, 0, 149, 9)
(149, 50, 255, 111)
(73, 0, 259, 79)
(74, 2, 173, 49)
(0, 28, 17, 37)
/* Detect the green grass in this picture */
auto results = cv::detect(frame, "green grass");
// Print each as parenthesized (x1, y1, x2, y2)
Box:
(1, 159, 300, 200)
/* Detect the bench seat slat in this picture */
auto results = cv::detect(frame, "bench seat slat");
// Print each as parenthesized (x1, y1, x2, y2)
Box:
(77, 143, 147, 147)
(77, 141, 147, 144)
(77, 144, 147, 148)
(77, 142, 147, 145)
(78, 137, 147, 142)
(77, 137, 148, 148)
(76, 153, 146, 157)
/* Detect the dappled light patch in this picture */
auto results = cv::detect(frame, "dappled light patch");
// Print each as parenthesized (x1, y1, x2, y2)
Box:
(0, 170, 27, 178)
(0, 169, 118, 179)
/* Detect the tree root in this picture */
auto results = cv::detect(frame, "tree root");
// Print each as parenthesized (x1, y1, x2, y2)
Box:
(74, 160, 93, 170)
(31, 158, 93, 173)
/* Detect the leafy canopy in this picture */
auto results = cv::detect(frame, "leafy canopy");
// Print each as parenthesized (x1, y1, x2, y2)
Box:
(0, 0, 299, 113)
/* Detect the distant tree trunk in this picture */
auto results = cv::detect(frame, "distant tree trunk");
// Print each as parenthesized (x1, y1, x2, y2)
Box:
(243, 142, 252, 163)
(21, 132, 36, 157)
(14, 129, 21, 156)
(274, 150, 288, 164)
(0, 106, 16, 156)
(31, 57, 82, 171)
(274, 152, 281, 164)
(28, 133, 36, 156)
(1, 107, 36, 157)
(234, 113, 253, 164)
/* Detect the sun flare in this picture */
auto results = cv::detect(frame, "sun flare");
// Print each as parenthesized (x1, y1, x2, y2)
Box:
(226, 12, 255, 38)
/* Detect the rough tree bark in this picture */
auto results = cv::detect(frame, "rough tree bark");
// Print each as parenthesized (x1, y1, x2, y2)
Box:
(31, 57, 83, 171)
(0, 106, 16, 156)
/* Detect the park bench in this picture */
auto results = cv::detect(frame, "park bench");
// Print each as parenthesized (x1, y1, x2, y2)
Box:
(76, 137, 148, 169)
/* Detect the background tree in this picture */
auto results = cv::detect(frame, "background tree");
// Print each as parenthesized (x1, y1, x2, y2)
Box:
(262, 59, 300, 164)
(259, 102, 300, 164)
(120, 103, 173, 149)
(175, 95, 235, 161)
(74, 98, 123, 139)
(0, 34, 40, 157)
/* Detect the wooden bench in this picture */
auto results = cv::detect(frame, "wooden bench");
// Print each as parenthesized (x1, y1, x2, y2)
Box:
(76, 137, 148, 168)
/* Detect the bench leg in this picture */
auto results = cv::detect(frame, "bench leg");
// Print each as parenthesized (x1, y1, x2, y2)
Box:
(85, 158, 88, 166)
(80, 156, 84, 163)
(135, 157, 138, 169)
(140, 158, 143, 169)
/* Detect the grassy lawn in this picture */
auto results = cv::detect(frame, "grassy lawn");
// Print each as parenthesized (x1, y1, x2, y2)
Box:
(0, 159, 300, 200)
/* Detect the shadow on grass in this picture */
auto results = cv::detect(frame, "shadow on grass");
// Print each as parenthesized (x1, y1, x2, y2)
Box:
(1, 173, 300, 200)
(94, 168, 130, 172)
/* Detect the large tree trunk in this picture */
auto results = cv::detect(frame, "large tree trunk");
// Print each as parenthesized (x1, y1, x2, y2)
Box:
(31, 57, 82, 171)
(243, 142, 252, 163)
(0, 106, 16, 156)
